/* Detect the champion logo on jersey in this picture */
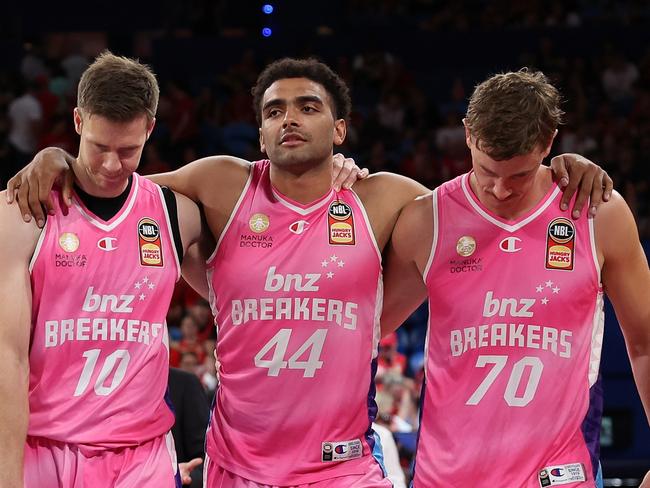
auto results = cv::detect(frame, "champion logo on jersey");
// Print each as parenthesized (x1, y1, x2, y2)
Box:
(499, 236, 522, 253)
(97, 237, 118, 251)
(289, 220, 309, 235)
(538, 463, 585, 486)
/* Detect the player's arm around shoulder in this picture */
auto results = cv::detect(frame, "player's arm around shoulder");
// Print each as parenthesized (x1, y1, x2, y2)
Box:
(380, 192, 433, 337)
(595, 191, 650, 422)
(175, 191, 213, 299)
(353, 171, 429, 251)
(0, 192, 41, 485)
(146, 156, 251, 211)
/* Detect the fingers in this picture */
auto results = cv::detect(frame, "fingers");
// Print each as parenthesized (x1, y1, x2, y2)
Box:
(27, 179, 47, 228)
(62, 170, 74, 207)
(331, 153, 345, 191)
(341, 167, 358, 190)
(358, 168, 370, 179)
(187, 457, 203, 470)
(16, 181, 33, 223)
(550, 155, 569, 190)
(6, 175, 19, 203)
(587, 171, 604, 217)
(570, 170, 595, 219)
(602, 171, 613, 201)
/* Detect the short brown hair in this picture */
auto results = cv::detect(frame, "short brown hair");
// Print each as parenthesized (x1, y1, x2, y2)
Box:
(465, 69, 563, 161)
(252, 57, 351, 125)
(77, 51, 159, 122)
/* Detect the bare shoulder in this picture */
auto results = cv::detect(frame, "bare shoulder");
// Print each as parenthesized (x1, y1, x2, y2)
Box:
(354, 171, 429, 206)
(593, 190, 639, 262)
(0, 191, 41, 258)
(183, 155, 251, 198)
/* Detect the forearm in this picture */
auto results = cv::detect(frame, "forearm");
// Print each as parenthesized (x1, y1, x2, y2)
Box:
(629, 351, 650, 425)
(0, 356, 29, 486)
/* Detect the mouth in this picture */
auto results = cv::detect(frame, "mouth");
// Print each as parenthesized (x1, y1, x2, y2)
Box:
(280, 133, 307, 146)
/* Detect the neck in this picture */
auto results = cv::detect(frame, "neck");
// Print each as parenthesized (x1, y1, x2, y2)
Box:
(72, 157, 129, 198)
(269, 158, 333, 204)
(470, 167, 553, 220)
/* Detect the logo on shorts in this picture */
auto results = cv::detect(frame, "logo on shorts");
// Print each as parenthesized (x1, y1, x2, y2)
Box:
(538, 463, 586, 486)
(456, 236, 476, 257)
(249, 213, 270, 233)
(59, 232, 80, 253)
(138, 218, 163, 267)
(322, 443, 333, 462)
(321, 439, 362, 462)
(545, 218, 575, 271)
(328, 201, 355, 245)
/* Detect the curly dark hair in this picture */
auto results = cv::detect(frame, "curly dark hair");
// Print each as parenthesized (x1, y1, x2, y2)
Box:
(252, 57, 351, 125)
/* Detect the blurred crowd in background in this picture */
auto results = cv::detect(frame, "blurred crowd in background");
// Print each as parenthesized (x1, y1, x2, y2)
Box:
(2, 0, 649, 479)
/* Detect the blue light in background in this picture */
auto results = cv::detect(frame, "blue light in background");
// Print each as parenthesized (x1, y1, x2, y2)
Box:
(262, 27, 273, 37)
(262, 4, 274, 14)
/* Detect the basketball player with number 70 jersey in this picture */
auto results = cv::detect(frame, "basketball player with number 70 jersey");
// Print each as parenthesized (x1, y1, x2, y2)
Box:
(382, 70, 650, 487)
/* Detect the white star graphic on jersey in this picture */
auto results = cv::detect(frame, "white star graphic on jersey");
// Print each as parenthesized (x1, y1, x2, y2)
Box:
(142, 277, 149, 284)
(536, 285, 543, 293)
(541, 297, 549, 305)
(321, 260, 329, 268)
(134, 282, 142, 290)
(337, 260, 345, 268)
(148, 283, 155, 290)
(545, 280, 554, 288)
(552, 286, 560, 294)
(330, 255, 338, 262)
(327, 272, 334, 279)
(139, 293, 146, 301)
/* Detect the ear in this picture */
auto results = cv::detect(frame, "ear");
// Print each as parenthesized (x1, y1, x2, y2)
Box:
(463, 120, 473, 149)
(541, 129, 558, 158)
(73, 107, 83, 135)
(146, 117, 156, 140)
(259, 128, 266, 154)
(333, 119, 347, 147)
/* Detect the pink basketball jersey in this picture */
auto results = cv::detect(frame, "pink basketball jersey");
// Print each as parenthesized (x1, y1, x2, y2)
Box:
(29, 173, 180, 447)
(414, 172, 603, 487)
(205, 160, 384, 485)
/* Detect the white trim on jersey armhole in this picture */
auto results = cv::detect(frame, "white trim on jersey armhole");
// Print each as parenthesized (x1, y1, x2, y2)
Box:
(206, 168, 254, 266)
(588, 217, 602, 285)
(423, 300, 432, 381)
(28, 222, 48, 274)
(73, 173, 140, 232)
(349, 189, 382, 264)
(587, 292, 605, 387)
(371, 274, 384, 360)
(422, 187, 439, 281)
(156, 185, 182, 282)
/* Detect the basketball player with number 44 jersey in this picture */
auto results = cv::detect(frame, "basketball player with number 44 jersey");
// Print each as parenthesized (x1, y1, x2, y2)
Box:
(0, 53, 204, 487)
(382, 70, 650, 487)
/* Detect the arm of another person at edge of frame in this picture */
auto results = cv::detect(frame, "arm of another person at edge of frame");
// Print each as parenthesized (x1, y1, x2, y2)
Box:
(380, 193, 432, 338)
(549, 153, 613, 220)
(0, 192, 41, 486)
(596, 192, 650, 426)
(6, 146, 76, 227)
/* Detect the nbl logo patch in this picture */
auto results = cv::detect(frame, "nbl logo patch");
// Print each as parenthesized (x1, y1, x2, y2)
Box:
(138, 218, 163, 267)
(328, 201, 355, 245)
(545, 218, 575, 271)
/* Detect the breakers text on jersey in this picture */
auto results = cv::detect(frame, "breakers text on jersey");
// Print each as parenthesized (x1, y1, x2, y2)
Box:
(450, 291, 572, 358)
(43, 287, 163, 348)
(230, 266, 358, 329)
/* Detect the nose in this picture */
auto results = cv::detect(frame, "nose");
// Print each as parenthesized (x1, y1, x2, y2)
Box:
(282, 106, 300, 128)
(102, 152, 122, 172)
(491, 178, 513, 200)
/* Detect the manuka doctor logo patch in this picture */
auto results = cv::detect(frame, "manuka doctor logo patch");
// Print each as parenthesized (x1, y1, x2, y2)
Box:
(58, 232, 80, 253)
(328, 201, 355, 245)
(138, 218, 163, 267)
(545, 218, 575, 271)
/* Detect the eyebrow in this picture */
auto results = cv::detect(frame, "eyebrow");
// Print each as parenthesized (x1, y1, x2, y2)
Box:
(90, 140, 141, 151)
(262, 95, 325, 113)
